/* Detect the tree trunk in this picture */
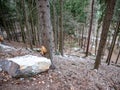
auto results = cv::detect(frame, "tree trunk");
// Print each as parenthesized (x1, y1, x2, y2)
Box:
(81, 24, 84, 49)
(59, 0, 64, 56)
(17, 0, 26, 43)
(94, 0, 116, 69)
(86, 0, 94, 57)
(117, 35, 120, 48)
(106, 20, 120, 65)
(115, 49, 120, 64)
(95, 24, 100, 55)
(36, 0, 42, 46)
(5, 21, 12, 41)
(57, 15, 59, 50)
(13, 21, 19, 42)
(52, 0, 58, 52)
(38, 0, 55, 69)
(8, 21, 14, 41)
(29, 0, 36, 46)
(23, 0, 33, 49)
(30, 16, 35, 45)
(20, 22, 26, 43)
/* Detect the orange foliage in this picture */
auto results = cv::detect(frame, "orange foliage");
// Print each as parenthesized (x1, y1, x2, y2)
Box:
(0, 35, 3, 42)
(40, 46, 47, 55)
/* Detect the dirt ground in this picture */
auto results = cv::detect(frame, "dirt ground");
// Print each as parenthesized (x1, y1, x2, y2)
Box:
(0, 41, 120, 90)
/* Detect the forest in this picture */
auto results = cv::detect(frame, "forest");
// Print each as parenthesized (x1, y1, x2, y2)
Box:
(0, 0, 120, 90)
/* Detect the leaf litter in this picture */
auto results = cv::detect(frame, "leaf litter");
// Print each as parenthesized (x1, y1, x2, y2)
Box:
(0, 42, 120, 90)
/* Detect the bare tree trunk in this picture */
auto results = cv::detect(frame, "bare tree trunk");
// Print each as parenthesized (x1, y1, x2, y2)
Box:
(16, 0, 26, 43)
(30, 17, 35, 45)
(2, 21, 8, 41)
(86, 0, 94, 57)
(38, 0, 55, 69)
(94, 0, 116, 69)
(36, 0, 42, 46)
(78, 24, 81, 47)
(95, 2, 105, 55)
(20, 22, 26, 43)
(8, 21, 15, 41)
(106, 20, 120, 65)
(12, 21, 19, 42)
(29, 0, 37, 46)
(81, 24, 84, 49)
(117, 35, 120, 48)
(5, 21, 12, 41)
(115, 49, 120, 64)
(95, 24, 100, 55)
(57, 15, 59, 50)
(23, 0, 33, 49)
(52, 0, 58, 52)
(59, 0, 63, 56)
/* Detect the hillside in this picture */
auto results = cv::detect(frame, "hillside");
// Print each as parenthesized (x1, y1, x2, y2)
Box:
(0, 41, 120, 90)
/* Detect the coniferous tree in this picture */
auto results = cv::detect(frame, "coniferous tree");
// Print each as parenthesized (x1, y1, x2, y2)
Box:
(106, 20, 120, 65)
(94, 0, 116, 69)
(86, 0, 94, 57)
(59, 0, 64, 56)
(38, 0, 55, 69)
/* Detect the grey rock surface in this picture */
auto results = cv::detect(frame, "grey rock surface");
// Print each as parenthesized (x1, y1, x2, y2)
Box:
(0, 44, 16, 52)
(0, 55, 51, 77)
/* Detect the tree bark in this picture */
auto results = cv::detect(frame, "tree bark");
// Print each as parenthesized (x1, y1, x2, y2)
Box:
(94, 0, 116, 69)
(106, 20, 120, 65)
(20, 22, 26, 43)
(115, 49, 120, 64)
(59, 0, 64, 56)
(81, 24, 84, 49)
(36, 0, 42, 46)
(95, 23, 101, 55)
(23, 0, 33, 49)
(86, 0, 94, 57)
(3, 21, 12, 41)
(52, 0, 58, 52)
(38, 0, 55, 69)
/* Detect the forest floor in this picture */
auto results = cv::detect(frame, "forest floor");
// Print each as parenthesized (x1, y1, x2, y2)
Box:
(0, 41, 120, 90)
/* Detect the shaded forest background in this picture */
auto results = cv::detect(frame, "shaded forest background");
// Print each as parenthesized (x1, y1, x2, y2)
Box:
(0, 0, 120, 69)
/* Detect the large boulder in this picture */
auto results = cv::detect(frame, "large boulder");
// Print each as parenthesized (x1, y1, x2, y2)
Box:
(0, 55, 51, 77)
(0, 59, 20, 77)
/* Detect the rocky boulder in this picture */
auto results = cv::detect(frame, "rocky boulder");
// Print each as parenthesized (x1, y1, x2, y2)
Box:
(0, 44, 16, 52)
(0, 55, 51, 77)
